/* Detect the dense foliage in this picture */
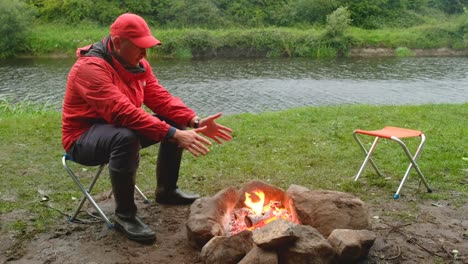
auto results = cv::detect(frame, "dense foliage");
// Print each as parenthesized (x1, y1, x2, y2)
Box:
(19, 0, 468, 28)
(1, 0, 467, 58)
(0, 0, 36, 58)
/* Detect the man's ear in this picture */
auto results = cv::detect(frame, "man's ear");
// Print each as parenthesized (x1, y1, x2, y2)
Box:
(112, 36, 122, 51)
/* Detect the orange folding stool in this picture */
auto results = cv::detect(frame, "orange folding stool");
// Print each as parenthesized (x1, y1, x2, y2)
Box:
(353, 126, 432, 199)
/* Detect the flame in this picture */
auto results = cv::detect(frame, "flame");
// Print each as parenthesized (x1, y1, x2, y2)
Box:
(244, 191, 265, 214)
(227, 190, 300, 236)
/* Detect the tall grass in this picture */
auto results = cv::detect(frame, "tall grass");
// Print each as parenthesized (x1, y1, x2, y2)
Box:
(350, 13, 468, 49)
(23, 16, 468, 59)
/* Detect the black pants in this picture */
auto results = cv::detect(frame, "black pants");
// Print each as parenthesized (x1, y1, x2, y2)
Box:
(67, 116, 184, 173)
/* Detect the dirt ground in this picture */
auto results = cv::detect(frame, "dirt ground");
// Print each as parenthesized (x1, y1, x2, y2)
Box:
(1, 192, 467, 264)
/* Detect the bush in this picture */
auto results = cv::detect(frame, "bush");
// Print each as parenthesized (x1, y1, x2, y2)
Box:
(325, 6, 352, 37)
(395, 47, 415, 57)
(322, 6, 353, 57)
(158, 0, 229, 28)
(0, 0, 36, 58)
(292, 0, 340, 24)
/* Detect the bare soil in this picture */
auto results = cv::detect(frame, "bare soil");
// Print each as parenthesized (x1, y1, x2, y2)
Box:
(1, 192, 467, 264)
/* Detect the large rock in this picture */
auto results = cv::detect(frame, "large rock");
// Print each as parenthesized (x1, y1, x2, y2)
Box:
(200, 230, 254, 264)
(239, 246, 278, 264)
(286, 185, 370, 237)
(186, 187, 240, 248)
(278, 224, 336, 264)
(252, 220, 299, 249)
(327, 229, 376, 263)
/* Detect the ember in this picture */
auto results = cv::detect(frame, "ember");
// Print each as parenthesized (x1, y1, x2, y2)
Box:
(227, 190, 299, 236)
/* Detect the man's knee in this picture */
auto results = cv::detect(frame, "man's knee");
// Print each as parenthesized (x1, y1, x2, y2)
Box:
(113, 128, 140, 149)
(109, 128, 141, 172)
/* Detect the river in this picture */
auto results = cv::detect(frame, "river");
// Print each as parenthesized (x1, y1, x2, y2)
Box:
(0, 57, 467, 116)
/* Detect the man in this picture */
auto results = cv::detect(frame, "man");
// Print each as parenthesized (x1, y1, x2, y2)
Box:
(62, 13, 233, 244)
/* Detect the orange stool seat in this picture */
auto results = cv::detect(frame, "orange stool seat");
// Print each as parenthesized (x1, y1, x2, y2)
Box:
(353, 126, 432, 199)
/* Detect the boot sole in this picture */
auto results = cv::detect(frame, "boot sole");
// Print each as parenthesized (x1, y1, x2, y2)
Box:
(114, 223, 156, 244)
(155, 197, 197, 205)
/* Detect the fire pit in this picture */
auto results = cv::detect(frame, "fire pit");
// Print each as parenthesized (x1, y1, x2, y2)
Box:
(186, 180, 376, 264)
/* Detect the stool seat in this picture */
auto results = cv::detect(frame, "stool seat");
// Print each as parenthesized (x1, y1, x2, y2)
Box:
(353, 126, 432, 199)
(355, 126, 423, 139)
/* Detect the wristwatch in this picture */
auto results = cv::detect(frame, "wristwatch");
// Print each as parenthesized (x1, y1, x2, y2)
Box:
(193, 118, 201, 128)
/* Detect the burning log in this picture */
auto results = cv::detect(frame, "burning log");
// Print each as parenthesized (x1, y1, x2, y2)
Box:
(245, 211, 274, 227)
(228, 195, 299, 236)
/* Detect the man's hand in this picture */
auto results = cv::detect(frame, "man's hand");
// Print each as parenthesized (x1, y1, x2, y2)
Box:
(198, 113, 233, 144)
(173, 129, 212, 157)
(175, 112, 232, 157)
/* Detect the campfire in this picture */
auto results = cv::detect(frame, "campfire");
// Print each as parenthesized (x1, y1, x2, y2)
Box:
(228, 190, 300, 236)
(186, 180, 376, 264)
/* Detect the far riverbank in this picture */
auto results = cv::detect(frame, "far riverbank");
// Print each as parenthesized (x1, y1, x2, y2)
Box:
(20, 47, 468, 60)
(350, 47, 468, 57)
(21, 25, 468, 59)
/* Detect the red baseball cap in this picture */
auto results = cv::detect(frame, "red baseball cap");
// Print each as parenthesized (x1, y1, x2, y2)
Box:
(110, 13, 161, 48)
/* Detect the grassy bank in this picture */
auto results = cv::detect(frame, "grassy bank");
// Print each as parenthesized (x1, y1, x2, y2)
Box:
(1, 102, 467, 239)
(26, 19, 468, 59)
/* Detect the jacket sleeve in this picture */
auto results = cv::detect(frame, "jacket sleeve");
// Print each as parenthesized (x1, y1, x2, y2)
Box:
(73, 59, 171, 141)
(142, 62, 196, 127)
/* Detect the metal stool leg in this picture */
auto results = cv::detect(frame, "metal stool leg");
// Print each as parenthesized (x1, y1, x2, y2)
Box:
(108, 184, 150, 204)
(135, 185, 150, 204)
(62, 155, 113, 228)
(391, 135, 432, 199)
(353, 134, 385, 181)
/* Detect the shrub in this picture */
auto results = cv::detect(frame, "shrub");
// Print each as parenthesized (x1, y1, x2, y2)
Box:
(158, 0, 229, 28)
(395, 47, 415, 57)
(0, 0, 36, 58)
(325, 6, 352, 38)
(322, 6, 353, 57)
(292, 0, 340, 24)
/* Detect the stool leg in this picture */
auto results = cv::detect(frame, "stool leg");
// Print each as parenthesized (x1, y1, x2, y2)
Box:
(108, 185, 150, 204)
(135, 185, 150, 204)
(392, 135, 432, 199)
(70, 164, 106, 221)
(354, 135, 383, 181)
(63, 156, 113, 228)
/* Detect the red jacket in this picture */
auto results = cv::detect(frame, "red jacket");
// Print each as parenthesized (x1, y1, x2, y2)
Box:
(62, 37, 195, 151)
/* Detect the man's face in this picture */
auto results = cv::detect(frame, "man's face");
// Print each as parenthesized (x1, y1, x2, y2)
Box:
(114, 37, 147, 67)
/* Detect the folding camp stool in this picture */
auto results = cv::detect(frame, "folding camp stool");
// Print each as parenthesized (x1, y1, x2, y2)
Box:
(62, 154, 150, 228)
(353, 126, 432, 199)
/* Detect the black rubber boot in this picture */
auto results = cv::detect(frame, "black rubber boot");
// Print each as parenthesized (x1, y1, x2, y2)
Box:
(110, 169, 156, 244)
(155, 141, 200, 205)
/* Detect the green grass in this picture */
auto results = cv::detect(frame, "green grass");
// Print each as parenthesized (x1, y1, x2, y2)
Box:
(395, 47, 416, 57)
(1, 102, 467, 237)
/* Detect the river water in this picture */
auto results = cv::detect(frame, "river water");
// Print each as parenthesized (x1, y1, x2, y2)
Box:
(0, 57, 467, 116)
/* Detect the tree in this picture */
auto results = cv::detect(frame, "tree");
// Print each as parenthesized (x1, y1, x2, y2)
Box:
(292, 0, 340, 24)
(158, 0, 229, 28)
(0, 0, 36, 58)
(338, 0, 388, 28)
(431, 0, 465, 14)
